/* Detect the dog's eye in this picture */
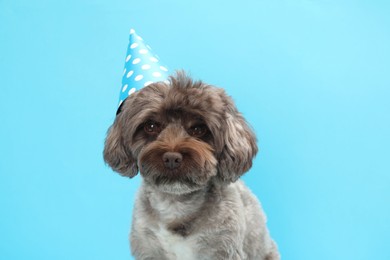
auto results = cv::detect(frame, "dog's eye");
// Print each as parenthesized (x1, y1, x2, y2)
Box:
(188, 124, 208, 138)
(144, 121, 162, 135)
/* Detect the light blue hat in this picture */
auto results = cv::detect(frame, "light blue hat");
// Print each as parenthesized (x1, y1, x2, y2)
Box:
(117, 29, 170, 114)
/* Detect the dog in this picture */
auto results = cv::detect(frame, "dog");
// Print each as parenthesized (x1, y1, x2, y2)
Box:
(103, 72, 280, 259)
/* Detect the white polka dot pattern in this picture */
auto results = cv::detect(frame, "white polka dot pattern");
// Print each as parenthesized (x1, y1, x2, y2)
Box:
(132, 58, 141, 64)
(152, 72, 162, 77)
(117, 28, 170, 111)
(144, 81, 153, 87)
(142, 64, 151, 70)
(135, 75, 143, 81)
(130, 43, 139, 49)
(126, 70, 134, 78)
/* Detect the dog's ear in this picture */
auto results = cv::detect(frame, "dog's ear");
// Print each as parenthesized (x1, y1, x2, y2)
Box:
(216, 92, 258, 183)
(103, 113, 138, 178)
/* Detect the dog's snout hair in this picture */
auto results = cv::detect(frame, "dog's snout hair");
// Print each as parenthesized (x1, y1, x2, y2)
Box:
(103, 71, 279, 259)
(156, 123, 190, 145)
(138, 124, 217, 194)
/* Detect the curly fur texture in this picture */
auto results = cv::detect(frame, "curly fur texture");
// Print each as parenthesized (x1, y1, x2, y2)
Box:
(103, 72, 280, 259)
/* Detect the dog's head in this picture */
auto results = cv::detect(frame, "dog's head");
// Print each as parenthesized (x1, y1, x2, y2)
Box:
(103, 72, 257, 194)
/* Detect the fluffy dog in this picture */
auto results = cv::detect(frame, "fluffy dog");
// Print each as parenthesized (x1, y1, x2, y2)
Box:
(103, 72, 279, 259)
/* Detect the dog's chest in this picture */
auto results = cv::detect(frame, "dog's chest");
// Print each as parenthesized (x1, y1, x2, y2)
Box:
(148, 194, 202, 259)
(154, 224, 197, 260)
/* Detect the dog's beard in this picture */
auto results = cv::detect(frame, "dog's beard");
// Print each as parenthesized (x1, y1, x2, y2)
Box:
(138, 139, 217, 195)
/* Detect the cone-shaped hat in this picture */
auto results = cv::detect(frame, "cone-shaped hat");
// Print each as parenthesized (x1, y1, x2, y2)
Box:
(117, 29, 169, 114)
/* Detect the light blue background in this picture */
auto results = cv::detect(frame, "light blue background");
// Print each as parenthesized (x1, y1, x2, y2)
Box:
(1, 0, 389, 259)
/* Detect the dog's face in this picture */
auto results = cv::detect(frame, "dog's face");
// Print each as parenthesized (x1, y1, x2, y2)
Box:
(104, 73, 258, 194)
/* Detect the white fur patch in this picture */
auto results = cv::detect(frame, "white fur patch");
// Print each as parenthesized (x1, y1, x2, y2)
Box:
(154, 224, 197, 260)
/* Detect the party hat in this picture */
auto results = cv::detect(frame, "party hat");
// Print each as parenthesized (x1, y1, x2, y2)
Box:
(117, 29, 170, 114)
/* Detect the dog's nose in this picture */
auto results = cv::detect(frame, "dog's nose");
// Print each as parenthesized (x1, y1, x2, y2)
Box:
(162, 152, 183, 169)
